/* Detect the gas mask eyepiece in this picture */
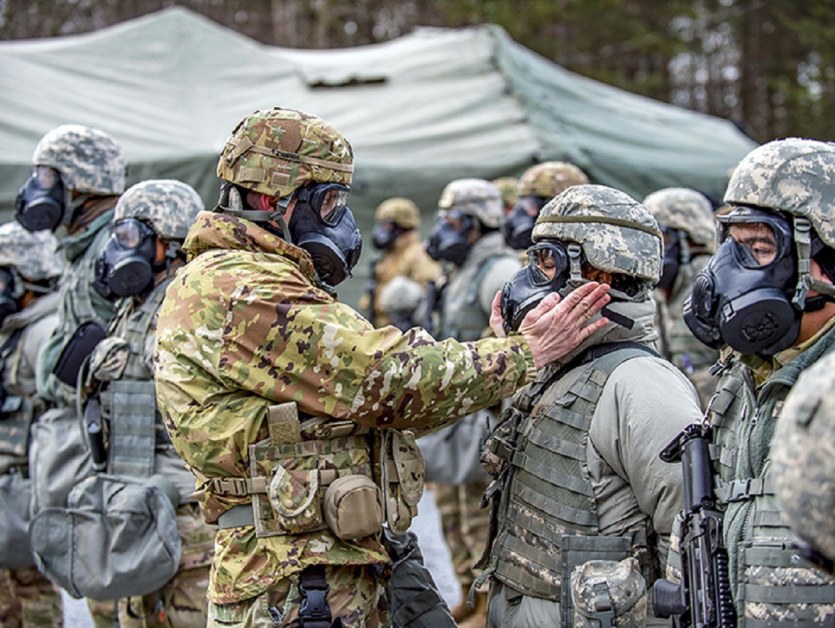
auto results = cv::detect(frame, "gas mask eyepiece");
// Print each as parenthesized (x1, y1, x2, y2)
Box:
(15, 166, 66, 232)
(426, 210, 476, 266)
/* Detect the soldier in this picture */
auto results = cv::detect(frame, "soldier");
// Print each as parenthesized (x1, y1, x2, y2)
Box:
(15, 124, 126, 627)
(153, 106, 613, 628)
(482, 184, 703, 627)
(359, 197, 440, 328)
(772, 351, 835, 576)
(503, 161, 589, 251)
(644, 187, 719, 408)
(682, 137, 835, 624)
(422, 178, 521, 626)
(85, 180, 214, 626)
(0, 223, 64, 627)
(490, 177, 518, 216)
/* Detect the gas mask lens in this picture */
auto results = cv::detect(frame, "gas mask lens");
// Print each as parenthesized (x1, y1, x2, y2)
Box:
(112, 218, 149, 249)
(717, 208, 792, 269)
(529, 243, 566, 283)
(306, 184, 350, 225)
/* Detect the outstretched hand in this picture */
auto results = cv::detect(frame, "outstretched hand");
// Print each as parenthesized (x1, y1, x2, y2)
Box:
(518, 283, 611, 368)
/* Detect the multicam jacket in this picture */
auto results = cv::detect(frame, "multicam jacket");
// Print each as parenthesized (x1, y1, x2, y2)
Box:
(153, 211, 535, 604)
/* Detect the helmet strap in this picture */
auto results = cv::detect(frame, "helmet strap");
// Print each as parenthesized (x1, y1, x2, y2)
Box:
(217, 183, 292, 241)
(792, 216, 813, 310)
(567, 243, 584, 285)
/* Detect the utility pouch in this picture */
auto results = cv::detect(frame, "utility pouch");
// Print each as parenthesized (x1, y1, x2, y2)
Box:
(324, 474, 382, 541)
(52, 322, 106, 387)
(266, 463, 324, 535)
(380, 430, 424, 534)
(570, 558, 647, 628)
(0, 471, 35, 569)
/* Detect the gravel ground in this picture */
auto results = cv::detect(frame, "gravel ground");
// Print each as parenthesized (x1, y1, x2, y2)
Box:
(62, 489, 459, 626)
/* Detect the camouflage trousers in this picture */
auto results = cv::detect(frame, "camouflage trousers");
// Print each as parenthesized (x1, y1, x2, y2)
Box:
(207, 565, 390, 628)
(0, 566, 63, 628)
(431, 479, 490, 588)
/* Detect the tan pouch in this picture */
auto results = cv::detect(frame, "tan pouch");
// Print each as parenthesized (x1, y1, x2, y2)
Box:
(381, 430, 425, 534)
(324, 475, 382, 540)
(266, 464, 324, 534)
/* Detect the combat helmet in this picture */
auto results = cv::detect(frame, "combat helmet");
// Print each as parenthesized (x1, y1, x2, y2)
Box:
(772, 351, 835, 571)
(115, 179, 205, 241)
(532, 184, 662, 283)
(437, 178, 503, 229)
(0, 221, 64, 282)
(643, 187, 716, 250)
(491, 176, 519, 210)
(217, 107, 353, 199)
(518, 161, 589, 199)
(375, 197, 420, 230)
(33, 124, 126, 195)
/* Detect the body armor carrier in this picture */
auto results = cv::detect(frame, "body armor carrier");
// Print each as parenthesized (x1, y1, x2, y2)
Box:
(480, 344, 657, 626)
(710, 328, 835, 625)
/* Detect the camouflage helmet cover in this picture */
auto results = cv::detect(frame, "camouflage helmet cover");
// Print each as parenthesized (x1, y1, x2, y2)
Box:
(374, 197, 420, 230)
(491, 176, 519, 208)
(724, 137, 835, 248)
(115, 179, 206, 241)
(532, 184, 662, 282)
(518, 161, 589, 199)
(32, 124, 126, 196)
(0, 221, 64, 281)
(437, 178, 503, 229)
(643, 187, 716, 249)
(772, 351, 835, 563)
(217, 107, 354, 199)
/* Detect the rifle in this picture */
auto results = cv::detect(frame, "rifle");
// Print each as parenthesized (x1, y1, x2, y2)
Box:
(652, 423, 736, 627)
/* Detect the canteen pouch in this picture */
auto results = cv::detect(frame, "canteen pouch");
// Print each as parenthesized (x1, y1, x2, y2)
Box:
(324, 474, 382, 540)
(28, 473, 181, 601)
(0, 471, 36, 569)
(266, 463, 324, 535)
(380, 430, 424, 534)
(52, 322, 106, 387)
(570, 557, 647, 628)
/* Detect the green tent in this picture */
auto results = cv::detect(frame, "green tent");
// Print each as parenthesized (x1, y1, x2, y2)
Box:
(0, 6, 755, 305)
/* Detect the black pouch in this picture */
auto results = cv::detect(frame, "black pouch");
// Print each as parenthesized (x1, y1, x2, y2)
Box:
(52, 322, 106, 386)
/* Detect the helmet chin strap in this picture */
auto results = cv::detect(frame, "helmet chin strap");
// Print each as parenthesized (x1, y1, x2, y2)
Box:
(792, 216, 835, 312)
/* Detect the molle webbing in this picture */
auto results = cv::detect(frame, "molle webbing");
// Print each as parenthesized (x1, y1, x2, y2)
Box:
(493, 346, 654, 601)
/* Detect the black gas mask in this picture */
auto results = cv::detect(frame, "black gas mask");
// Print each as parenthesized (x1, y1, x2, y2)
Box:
(372, 221, 407, 251)
(289, 183, 362, 287)
(657, 229, 690, 291)
(683, 207, 801, 355)
(502, 196, 547, 251)
(15, 166, 66, 232)
(0, 267, 20, 326)
(426, 210, 476, 267)
(94, 218, 159, 301)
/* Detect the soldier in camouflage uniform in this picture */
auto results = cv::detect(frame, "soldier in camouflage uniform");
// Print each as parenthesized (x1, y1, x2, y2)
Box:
(14, 124, 126, 627)
(83, 180, 214, 627)
(482, 184, 703, 627)
(644, 187, 719, 408)
(772, 351, 835, 576)
(152, 107, 613, 628)
(682, 138, 835, 625)
(503, 161, 589, 251)
(0, 223, 64, 628)
(359, 197, 440, 328)
(490, 177, 518, 216)
(422, 178, 521, 627)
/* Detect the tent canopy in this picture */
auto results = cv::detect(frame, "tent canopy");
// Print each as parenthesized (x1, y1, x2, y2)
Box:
(0, 7, 755, 304)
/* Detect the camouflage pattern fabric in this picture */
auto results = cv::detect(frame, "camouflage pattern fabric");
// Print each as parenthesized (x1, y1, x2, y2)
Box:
(517, 161, 589, 199)
(216, 107, 354, 199)
(772, 351, 835, 564)
(491, 177, 518, 212)
(32, 124, 126, 195)
(0, 222, 64, 281)
(432, 480, 490, 588)
(724, 138, 835, 248)
(153, 210, 535, 604)
(570, 558, 647, 628)
(643, 187, 716, 248)
(438, 179, 504, 229)
(374, 197, 421, 230)
(115, 179, 206, 240)
(0, 566, 63, 628)
(532, 184, 663, 283)
(206, 565, 389, 627)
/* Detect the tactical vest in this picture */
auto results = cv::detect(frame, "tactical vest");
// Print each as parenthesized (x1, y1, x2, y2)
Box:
(712, 328, 835, 626)
(99, 280, 171, 478)
(484, 346, 657, 626)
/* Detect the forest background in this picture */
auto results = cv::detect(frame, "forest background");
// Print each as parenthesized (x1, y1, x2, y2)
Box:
(1, 0, 833, 144)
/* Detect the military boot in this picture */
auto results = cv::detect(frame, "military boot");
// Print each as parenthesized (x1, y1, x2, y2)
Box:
(457, 591, 488, 628)
(450, 584, 475, 622)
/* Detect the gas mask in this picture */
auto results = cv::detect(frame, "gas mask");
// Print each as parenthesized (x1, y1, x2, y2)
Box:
(0, 268, 21, 326)
(94, 219, 158, 301)
(657, 229, 691, 291)
(683, 207, 801, 355)
(289, 183, 362, 287)
(15, 166, 66, 232)
(502, 196, 547, 251)
(372, 221, 407, 251)
(426, 210, 476, 267)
